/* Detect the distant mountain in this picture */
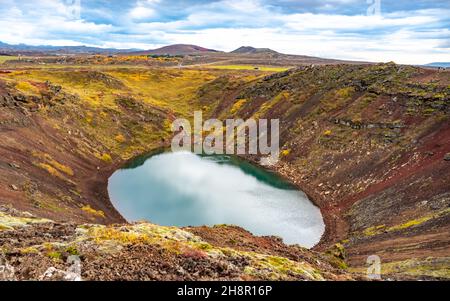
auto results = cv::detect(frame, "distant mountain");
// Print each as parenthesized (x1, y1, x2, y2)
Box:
(130, 44, 219, 56)
(0, 41, 139, 55)
(0, 41, 367, 66)
(424, 62, 450, 68)
(230, 46, 279, 55)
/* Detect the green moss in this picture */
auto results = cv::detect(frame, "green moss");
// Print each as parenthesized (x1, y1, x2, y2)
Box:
(254, 91, 290, 118)
(362, 208, 450, 236)
(388, 216, 432, 231)
(47, 251, 62, 260)
(87, 226, 151, 245)
(0, 224, 13, 231)
(0, 212, 52, 229)
(231, 99, 247, 114)
(0, 55, 19, 64)
(99, 153, 113, 163)
(82, 205, 105, 218)
(65, 246, 79, 256)
(423, 108, 436, 115)
(245, 253, 324, 280)
(20, 246, 39, 254)
(197, 242, 213, 251)
(363, 225, 386, 236)
(381, 257, 450, 279)
(325, 243, 348, 270)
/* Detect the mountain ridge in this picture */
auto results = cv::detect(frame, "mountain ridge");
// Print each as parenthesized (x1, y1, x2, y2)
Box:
(129, 44, 219, 56)
(425, 62, 450, 68)
(230, 46, 279, 55)
(0, 41, 138, 55)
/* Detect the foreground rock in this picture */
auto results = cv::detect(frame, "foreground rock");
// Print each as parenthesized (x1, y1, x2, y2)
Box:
(0, 207, 353, 281)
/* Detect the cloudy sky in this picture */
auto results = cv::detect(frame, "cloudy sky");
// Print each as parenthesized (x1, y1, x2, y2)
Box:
(0, 0, 449, 64)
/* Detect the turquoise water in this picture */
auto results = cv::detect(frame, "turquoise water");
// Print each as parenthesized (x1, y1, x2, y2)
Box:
(108, 151, 325, 247)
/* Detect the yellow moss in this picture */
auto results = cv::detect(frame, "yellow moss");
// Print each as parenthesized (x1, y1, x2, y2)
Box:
(106, 69, 216, 117)
(85, 111, 94, 123)
(0, 55, 19, 64)
(231, 99, 247, 114)
(115, 134, 126, 143)
(336, 87, 355, 98)
(163, 119, 173, 133)
(362, 209, 450, 236)
(15, 81, 40, 95)
(379, 257, 450, 279)
(388, 216, 433, 232)
(254, 91, 290, 119)
(245, 253, 324, 280)
(281, 149, 291, 157)
(32, 152, 74, 176)
(206, 65, 289, 72)
(20, 246, 39, 254)
(37, 163, 65, 179)
(0, 212, 52, 229)
(0, 224, 13, 231)
(65, 246, 79, 256)
(81, 205, 105, 218)
(39, 198, 65, 212)
(48, 159, 74, 176)
(63, 222, 327, 280)
(47, 251, 62, 260)
(320, 87, 355, 111)
(363, 225, 386, 236)
(98, 153, 112, 163)
(88, 226, 149, 245)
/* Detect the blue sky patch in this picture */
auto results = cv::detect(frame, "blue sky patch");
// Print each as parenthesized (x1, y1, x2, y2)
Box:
(0, 0, 448, 64)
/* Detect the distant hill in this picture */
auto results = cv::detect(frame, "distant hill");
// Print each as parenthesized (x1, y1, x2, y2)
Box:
(0, 41, 368, 66)
(0, 41, 138, 55)
(130, 44, 219, 56)
(231, 46, 279, 55)
(424, 62, 450, 68)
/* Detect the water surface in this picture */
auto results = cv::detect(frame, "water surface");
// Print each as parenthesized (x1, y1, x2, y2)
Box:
(108, 151, 325, 248)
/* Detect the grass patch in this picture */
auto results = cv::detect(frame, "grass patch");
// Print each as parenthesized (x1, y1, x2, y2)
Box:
(0, 55, 19, 64)
(88, 226, 150, 245)
(207, 65, 289, 72)
(33, 152, 74, 177)
(81, 205, 105, 218)
(231, 99, 247, 114)
(362, 208, 450, 236)
(37, 163, 66, 180)
(98, 153, 113, 163)
(15, 81, 40, 95)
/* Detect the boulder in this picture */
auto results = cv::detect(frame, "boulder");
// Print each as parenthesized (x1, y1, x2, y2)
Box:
(444, 153, 450, 161)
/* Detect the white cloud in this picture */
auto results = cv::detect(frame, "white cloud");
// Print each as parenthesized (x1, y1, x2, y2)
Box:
(159, 27, 450, 64)
(129, 6, 156, 19)
(128, 0, 160, 20)
(0, 0, 448, 64)
(282, 12, 437, 31)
